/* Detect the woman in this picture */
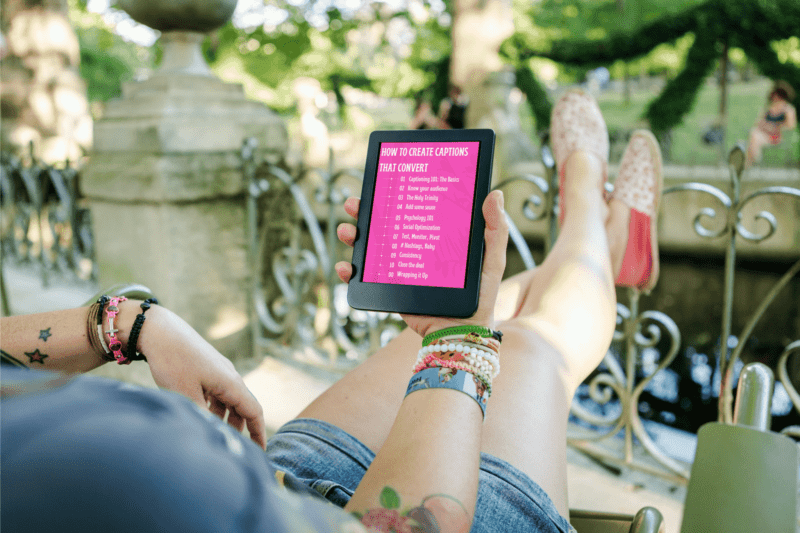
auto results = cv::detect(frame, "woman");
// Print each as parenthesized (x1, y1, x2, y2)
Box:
(746, 81, 797, 168)
(2, 89, 663, 532)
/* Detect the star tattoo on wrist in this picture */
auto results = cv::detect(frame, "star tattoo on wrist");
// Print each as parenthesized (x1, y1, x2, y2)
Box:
(39, 328, 52, 342)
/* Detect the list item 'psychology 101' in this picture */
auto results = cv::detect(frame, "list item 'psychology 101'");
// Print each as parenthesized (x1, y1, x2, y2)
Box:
(362, 141, 479, 288)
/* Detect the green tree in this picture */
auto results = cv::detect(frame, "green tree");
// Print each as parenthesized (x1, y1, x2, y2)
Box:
(69, 0, 154, 103)
(205, 1, 453, 115)
(507, 0, 800, 142)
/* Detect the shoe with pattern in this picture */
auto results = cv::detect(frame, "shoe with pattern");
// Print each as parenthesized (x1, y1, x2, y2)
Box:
(612, 129, 663, 293)
(550, 89, 610, 227)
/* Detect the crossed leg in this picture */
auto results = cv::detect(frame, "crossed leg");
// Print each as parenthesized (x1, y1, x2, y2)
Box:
(297, 150, 629, 517)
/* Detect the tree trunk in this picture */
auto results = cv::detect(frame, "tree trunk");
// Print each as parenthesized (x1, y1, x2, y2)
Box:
(1, 0, 92, 162)
(450, 0, 514, 129)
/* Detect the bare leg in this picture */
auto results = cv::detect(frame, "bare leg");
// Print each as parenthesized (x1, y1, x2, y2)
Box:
(746, 127, 768, 168)
(297, 151, 627, 516)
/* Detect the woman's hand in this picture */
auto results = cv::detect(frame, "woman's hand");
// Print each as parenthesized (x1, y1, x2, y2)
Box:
(334, 190, 508, 339)
(136, 304, 267, 449)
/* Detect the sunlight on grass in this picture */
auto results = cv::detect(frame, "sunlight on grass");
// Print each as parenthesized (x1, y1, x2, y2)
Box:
(597, 78, 797, 166)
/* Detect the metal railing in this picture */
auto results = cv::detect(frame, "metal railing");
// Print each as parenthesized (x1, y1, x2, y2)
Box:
(243, 139, 800, 482)
(0, 150, 96, 296)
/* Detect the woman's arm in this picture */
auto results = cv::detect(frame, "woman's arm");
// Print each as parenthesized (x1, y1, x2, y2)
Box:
(0, 300, 267, 448)
(783, 104, 797, 130)
(1, 305, 112, 373)
(336, 191, 508, 532)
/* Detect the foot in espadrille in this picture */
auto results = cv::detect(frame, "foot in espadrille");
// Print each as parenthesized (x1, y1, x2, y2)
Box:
(550, 89, 610, 227)
(611, 130, 663, 293)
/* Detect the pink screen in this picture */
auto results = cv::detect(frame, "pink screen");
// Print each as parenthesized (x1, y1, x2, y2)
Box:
(362, 141, 480, 288)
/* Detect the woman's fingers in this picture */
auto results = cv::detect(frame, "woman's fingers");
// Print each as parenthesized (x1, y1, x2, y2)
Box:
(344, 197, 360, 219)
(337, 223, 357, 247)
(212, 382, 268, 450)
(227, 408, 246, 433)
(335, 261, 353, 283)
(336, 215, 357, 283)
(480, 190, 508, 309)
(209, 397, 227, 419)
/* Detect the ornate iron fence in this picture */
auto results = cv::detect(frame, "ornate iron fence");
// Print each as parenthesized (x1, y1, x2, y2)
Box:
(0, 150, 96, 298)
(243, 139, 799, 482)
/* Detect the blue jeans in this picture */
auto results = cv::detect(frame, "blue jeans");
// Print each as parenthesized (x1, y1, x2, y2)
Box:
(266, 418, 576, 533)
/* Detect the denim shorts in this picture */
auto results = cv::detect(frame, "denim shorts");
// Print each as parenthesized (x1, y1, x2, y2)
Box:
(266, 418, 576, 533)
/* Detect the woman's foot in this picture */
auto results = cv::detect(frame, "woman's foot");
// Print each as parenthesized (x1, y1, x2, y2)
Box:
(608, 130, 663, 293)
(550, 89, 609, 226)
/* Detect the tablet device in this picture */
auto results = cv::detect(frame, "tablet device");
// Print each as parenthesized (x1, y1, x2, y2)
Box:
(347, 129, 495, 317)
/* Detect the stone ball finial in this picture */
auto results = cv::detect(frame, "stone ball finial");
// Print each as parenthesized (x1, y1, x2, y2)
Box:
(117, 0, 238, 33)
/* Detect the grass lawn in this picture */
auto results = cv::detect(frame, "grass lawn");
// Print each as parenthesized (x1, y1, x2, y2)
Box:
(327, 77, 799, 169)
(594, 78, 799, 167)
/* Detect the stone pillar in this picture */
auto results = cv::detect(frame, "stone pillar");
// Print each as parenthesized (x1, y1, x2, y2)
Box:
(82, 16, 287, 359)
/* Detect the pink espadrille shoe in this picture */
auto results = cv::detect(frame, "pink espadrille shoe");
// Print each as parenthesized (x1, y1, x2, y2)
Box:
(550, 89, 610, 226)
(612, 130, 663, 293)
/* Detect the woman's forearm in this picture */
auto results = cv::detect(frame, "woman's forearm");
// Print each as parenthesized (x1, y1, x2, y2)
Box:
(0, 300, 143, 373)
(345, 389, 483, 533)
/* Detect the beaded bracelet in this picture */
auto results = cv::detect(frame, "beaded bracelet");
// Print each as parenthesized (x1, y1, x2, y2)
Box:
(103, 296, 129, 365)
(126, 298, 158, 362)
(435, 332, 501, 353)
(416, 340, 500, 378)
(415, 345, 499, 380)
(422, 325, 503, 347)
(412, 355, 493, 396)
(414, 352, 498, 387)
(406, 368, 489, 418)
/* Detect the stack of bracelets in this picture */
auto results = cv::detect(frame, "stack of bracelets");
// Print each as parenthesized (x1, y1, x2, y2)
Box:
(405, 325, 502, 419)
(86, 295, 158, 365)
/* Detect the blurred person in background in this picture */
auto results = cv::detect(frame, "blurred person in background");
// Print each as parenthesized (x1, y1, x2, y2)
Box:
(746, 80, 797, 168)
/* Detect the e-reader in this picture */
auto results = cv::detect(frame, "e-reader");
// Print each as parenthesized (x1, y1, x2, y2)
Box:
(347, 129, 495, 317)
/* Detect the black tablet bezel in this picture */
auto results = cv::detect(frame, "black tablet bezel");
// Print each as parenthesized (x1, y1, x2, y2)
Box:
(347, 128, 495, 318)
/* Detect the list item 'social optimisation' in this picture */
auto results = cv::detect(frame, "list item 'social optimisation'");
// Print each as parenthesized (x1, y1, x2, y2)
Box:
(362, 141, 480, 288)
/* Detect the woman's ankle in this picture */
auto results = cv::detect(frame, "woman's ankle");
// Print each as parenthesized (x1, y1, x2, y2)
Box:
(606, 198, 631, 278)
(561, 151, 605, 204)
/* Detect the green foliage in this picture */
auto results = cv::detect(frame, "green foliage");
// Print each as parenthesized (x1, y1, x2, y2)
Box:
(644, 31, 717, 133)
(207, 1, 453, 114)
(77, 28, 136, 101)
(508, 0, 800, 144)
(69, 0, 154, 102)
(515, 65, 552, 135)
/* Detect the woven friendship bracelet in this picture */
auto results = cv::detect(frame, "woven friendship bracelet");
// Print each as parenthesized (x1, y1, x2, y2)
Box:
(103, 296, 129, 365)
(422, 325, 503, 347)
(406, 367, 489, 418)
(126, 298, 158, 362)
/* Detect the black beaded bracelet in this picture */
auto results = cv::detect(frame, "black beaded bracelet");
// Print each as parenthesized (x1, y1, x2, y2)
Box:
(126, 298, 158, 362)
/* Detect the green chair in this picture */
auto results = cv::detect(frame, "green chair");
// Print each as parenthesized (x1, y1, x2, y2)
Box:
(680, 363, 799, 532)
(570, 506, 665, 533)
